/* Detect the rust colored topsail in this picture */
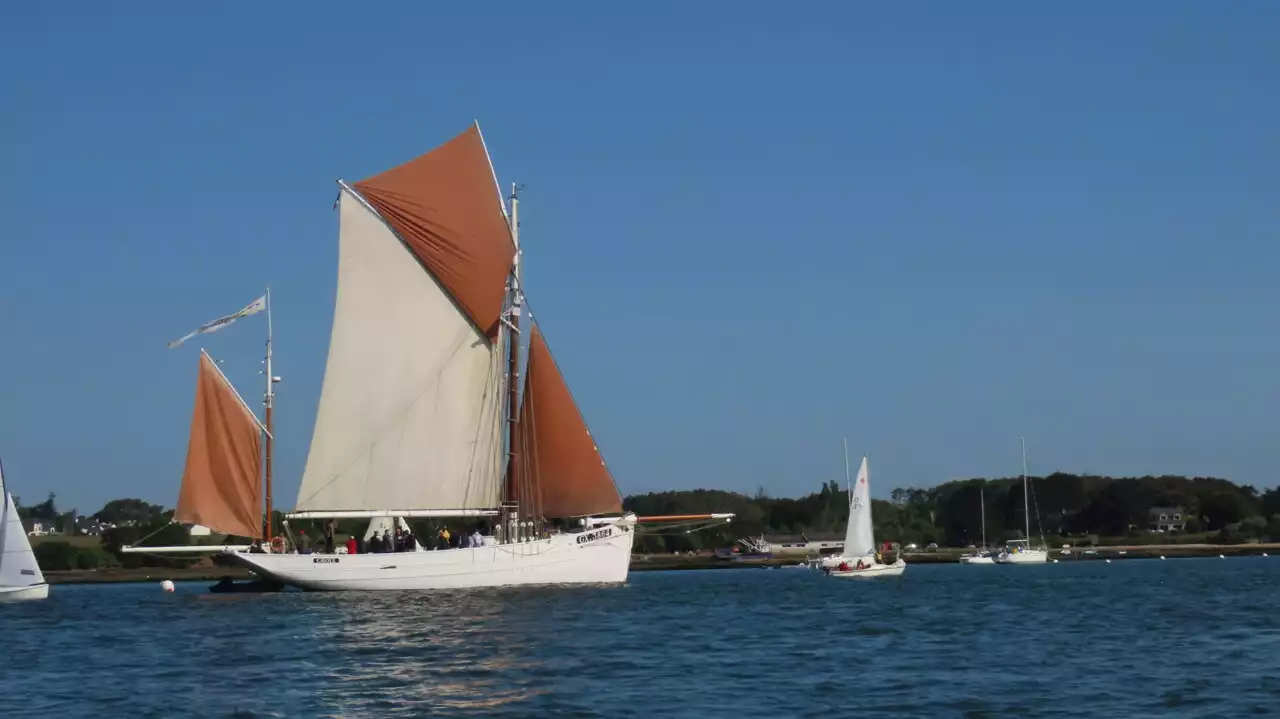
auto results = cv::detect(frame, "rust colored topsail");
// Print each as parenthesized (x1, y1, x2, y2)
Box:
(353, 124, 515, 336)
(174, 352, 264, 539)
(514, 327, 622, 518)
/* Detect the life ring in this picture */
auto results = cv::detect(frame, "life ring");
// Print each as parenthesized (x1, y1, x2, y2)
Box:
(270, 536, 286, 554)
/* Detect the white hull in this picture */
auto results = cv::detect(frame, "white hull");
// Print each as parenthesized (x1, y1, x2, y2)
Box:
(226, 523, 635, 591)
(829, 559, 906, 578)
(996, 549, 1048, 564)
(960, 554, 995, 565)
(0, 583, 49, 602)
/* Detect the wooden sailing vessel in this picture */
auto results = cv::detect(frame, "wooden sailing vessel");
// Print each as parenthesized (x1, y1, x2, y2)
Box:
(177, 123, 731, 590)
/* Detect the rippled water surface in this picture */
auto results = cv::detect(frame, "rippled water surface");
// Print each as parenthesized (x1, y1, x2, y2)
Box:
(3, 558, 1279, 718)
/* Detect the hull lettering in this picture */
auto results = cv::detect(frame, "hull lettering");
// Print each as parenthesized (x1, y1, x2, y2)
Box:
(577, 527, 614, 545)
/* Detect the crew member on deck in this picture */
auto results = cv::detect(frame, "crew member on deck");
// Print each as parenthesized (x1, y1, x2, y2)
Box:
(323, 520, 336, 554)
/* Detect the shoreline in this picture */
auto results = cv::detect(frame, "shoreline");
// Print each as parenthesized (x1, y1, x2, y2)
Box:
(44, 543, 1279, 584)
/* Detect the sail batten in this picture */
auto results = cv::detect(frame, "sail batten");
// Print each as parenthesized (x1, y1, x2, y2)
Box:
(174, 351, 264, 539)
(514, 326, 621, 518)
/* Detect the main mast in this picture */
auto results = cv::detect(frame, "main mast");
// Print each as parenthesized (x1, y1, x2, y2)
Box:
(505, 183, 524, 532)
(1020, 436, 1029, 543)
(980, 486, 986, 549)
(263, 288, 277, 542)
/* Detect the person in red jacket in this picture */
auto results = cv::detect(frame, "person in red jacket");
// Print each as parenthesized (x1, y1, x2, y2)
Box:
(346, 536, 358, 555)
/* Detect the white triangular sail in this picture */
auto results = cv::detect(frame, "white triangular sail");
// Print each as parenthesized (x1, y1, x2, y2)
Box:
(843, 456, 875, 557)
(294, 191, 506, 512)
(1, 491, 44, 589)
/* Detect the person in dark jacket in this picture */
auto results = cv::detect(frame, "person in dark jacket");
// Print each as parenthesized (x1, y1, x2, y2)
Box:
(323, 520, 336, 554)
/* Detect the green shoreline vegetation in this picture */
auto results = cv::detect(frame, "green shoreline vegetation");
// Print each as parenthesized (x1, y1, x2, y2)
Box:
(20, 473, 1280, 583)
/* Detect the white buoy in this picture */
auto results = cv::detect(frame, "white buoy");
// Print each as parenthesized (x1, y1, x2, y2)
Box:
(1052, 559, 1059, 563)
(1160, 556, 1166, 560)
(1264, 553, 1269, 557)
(1105, 559, 1111, 564)
(1219, 554, 1226, 559)
(161, 580, 175, 593)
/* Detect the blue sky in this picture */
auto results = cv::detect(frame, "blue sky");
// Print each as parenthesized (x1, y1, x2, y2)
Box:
(2, 2, 1277, 514)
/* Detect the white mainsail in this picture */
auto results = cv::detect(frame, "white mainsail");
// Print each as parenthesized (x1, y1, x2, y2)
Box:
(843, 455, 876, 557)
(1, 459, 46, 594)
(294, 191, 506, 512)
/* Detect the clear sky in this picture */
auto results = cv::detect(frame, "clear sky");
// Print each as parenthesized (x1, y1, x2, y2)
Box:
(2, 2, 1277, 514)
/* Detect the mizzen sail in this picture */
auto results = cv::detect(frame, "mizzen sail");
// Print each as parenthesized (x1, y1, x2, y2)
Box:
(295, 126, 512, 513)
(844, 456, 875, 557)
(174, 351, 264, 539)
(512, 326, 621, 518)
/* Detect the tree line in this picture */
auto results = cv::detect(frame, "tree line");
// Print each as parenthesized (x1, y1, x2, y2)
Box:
(19, 473, 1280, 568)
(624, 473, 1280, 553)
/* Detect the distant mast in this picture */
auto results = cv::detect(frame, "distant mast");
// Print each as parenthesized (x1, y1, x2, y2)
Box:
(1020, 436, 1030, 543)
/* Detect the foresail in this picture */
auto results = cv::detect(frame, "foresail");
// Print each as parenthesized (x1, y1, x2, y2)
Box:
(843, 456, 875, 557)
(512, 326, 621, 518)
(1, 492, 45, 587)
(174, 351, 264, 539)
(353, 123, 515, 337)
(295, 191, 506, 512)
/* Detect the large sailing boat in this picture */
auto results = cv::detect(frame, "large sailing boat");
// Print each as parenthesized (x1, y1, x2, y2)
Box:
(0, 457, 49, 602)
(215, 123, 726, 590)
(996, 437, 1047, 564)
(822, 441, 906, 578)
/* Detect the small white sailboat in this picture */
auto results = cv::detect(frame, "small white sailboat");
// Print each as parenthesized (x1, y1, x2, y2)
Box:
(959, 486, 995, 565)
(995, 437, 1048, 565)
(0, 458, 49, 602)
(823, 441, 906, 579)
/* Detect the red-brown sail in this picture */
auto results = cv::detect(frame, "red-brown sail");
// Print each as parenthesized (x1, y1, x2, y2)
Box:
(513, 327, 621, 518)
(174, 351, 264, 538)
(353, 124, 515, 337)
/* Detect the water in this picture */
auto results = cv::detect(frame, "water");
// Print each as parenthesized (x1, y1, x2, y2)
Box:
(2, 558, 1278, 718)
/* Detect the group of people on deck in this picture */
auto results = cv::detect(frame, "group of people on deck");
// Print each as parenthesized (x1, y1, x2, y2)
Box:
(291, 523, 489, 555)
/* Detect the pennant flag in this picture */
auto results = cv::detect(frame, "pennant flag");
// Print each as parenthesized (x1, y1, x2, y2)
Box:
(168, 295, 266, 349)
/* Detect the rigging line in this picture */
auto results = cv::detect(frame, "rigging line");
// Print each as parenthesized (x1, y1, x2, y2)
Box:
(128, 520, 177, 548)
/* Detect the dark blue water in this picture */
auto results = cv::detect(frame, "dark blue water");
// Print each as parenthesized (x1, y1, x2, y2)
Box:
(2, 558, 1278, 718)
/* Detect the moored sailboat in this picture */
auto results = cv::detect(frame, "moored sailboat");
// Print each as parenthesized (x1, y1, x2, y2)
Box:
(996, 437, 1048, 565)
(959, 486, 995, 564)
(822, 441, 906, 579)
(0, 457, 49, 602)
